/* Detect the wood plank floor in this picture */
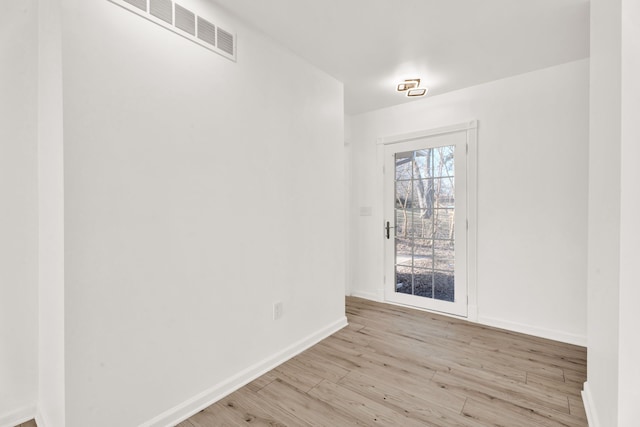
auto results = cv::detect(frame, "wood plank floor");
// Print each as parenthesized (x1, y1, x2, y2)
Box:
(179, 297, 587, 426)
(14, 420, 36, 427)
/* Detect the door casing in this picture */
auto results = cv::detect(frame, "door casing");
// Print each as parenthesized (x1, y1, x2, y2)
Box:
(376, 121, 478, 320)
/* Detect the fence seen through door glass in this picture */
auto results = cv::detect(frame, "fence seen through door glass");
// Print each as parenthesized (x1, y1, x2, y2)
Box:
(394, 145, 456, 301)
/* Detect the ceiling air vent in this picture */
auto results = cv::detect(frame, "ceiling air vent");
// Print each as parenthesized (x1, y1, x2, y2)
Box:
(174, 4, 196, 36)
(197, 17, 216, 47)
(107, 0, 236, 61)
(217, 27, 234, 56)
(123, 0, 146, 12)
(149, 0, 172, 24)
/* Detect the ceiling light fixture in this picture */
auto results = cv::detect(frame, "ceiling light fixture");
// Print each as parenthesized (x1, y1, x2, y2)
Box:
(396, 78, 428, 97)
(407, 87, 428, 97)
(396, 79, 420, 92)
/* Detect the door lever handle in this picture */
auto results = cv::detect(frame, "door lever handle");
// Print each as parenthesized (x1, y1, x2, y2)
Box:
(385, 221, 394, 239)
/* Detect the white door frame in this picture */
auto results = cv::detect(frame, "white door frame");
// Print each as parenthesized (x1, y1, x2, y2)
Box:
(376, 121, 478, 320)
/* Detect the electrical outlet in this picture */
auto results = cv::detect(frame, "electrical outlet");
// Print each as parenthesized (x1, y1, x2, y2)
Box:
(273, 302, 283, 320)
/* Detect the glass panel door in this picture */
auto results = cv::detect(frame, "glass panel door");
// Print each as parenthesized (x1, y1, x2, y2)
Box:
(384, 131, 467, 316)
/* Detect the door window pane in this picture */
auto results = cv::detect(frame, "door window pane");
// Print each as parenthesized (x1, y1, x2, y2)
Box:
(434, 271, 455, 302)
(394, 145, 456, 301)
(395, 264, 413, 295)
(413, 268, 434, 298)
(395, 238, 413, 267)
(413, 239, 434, 270)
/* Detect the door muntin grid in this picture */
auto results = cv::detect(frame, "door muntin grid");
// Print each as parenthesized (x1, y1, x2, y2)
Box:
(394, 145, 455, 302)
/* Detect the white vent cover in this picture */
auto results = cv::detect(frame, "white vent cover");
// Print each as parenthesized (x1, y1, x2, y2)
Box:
(123, 0, 146, 11)
(174, 4, 195, 36)
(108, 0, 236, 61)
(149, 0, 172, 24)
(197, 17, 216, 47)
(217, 27, 234, 56)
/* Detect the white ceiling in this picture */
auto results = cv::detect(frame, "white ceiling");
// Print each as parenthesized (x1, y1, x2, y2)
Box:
(211, 0, 590, 115)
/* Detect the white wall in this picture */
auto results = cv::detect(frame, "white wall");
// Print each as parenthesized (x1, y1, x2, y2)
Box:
(586, 0, 640, 425)
(618, 1, 640, 422)
(344, 115, 353, 296)
(37, 0, 67, 425)
(349, 59, 589, 345)
(59, 0, 345, 425)
(0, 1, 39, 425)
(584, 0, 621, 425)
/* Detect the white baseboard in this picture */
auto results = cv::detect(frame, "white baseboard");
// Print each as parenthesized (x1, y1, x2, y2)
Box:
(0, 404, 37, 427)
(582, 382, 599, 427)
(349, 290, 383, 302)
(477, 315, 587, 347)
(139, 316, 348, 427)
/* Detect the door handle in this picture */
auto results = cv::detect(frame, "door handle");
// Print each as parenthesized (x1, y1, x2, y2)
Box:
(385, 221, 395, 239)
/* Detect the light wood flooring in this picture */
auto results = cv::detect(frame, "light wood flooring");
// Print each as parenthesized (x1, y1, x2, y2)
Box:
(14, 420, 36, 427)
(179, 296, 587, 426)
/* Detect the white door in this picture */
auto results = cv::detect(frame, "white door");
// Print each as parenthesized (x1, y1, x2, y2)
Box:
(383, 130, 468, 316)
